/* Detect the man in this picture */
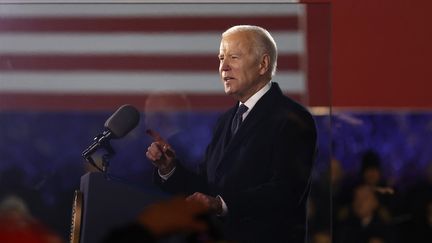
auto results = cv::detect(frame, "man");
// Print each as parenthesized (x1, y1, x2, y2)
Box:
(146, 25, 317, 242)
(334, 185, 394, 243)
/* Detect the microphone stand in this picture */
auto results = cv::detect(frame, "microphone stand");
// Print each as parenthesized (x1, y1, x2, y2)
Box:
(82, 131, 116, 177)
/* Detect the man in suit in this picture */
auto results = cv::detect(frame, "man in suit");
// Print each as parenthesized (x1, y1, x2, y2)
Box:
(146, 25, 317, 242)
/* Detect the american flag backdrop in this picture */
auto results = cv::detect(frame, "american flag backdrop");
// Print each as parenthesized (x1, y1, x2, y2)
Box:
(0, 3, 307, 111)
(0, 4, 331, 238)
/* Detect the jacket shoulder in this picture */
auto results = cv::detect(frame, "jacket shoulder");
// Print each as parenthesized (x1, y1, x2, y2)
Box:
(274, 94, 316, 129)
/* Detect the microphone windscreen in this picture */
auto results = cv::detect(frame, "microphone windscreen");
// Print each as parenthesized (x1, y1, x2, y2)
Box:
(104, 104, 140, 138)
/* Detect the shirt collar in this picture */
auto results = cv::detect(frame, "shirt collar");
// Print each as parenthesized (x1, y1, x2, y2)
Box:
(236, 81, 272, 120)
(240, 81, 272, 111)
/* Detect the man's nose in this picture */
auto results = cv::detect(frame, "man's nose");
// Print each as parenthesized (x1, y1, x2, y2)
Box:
(220, 59, 230, 71)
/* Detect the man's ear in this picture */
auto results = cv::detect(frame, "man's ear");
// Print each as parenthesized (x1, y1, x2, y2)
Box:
(258, 54, 270, 75)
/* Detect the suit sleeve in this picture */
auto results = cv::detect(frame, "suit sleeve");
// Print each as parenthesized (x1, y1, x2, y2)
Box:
(153, 114, 228, 196)
(153, 160, 208, 195)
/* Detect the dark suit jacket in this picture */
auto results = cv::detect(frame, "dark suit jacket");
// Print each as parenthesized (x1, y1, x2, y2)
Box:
(155, 82, 317, 242)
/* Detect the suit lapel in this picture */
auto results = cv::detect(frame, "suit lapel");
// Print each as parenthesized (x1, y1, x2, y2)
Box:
(215, 83, 282, 174)
(227, 83, 281, 153)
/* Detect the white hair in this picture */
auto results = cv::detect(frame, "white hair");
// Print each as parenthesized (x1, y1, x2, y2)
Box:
(222, 25, 278, 77)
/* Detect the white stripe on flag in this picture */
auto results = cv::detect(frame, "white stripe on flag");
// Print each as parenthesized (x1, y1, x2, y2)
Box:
(0, 3, 304, 17)
(0, 71, 305, 93)
(0, 32, 303, 54)
(0, 2, 307, 110)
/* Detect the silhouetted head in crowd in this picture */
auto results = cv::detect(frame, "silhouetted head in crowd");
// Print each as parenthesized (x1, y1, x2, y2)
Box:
(360, 150, 383, 186)
(312, 230, 331, 243)
(0, 195, 29, 219)
(368, 236, 386, 243)
(331, 157, 344, 187)
(0, 195, 63, 243)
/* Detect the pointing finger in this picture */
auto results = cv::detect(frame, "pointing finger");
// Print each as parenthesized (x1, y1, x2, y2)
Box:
(146, 129, 166, 143)
(146, 129, 175, 158)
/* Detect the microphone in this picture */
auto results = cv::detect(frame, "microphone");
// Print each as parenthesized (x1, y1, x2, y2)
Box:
(104, 104, 140, 138)
(82, 104, 140, 160)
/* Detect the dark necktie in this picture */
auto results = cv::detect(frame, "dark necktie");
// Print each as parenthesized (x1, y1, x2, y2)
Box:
(231, 104, 248, 136)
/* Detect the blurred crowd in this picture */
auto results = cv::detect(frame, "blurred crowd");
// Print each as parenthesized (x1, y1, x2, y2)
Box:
(1, 149, 431, 243)
(309, 149, 432, 243)
(0, 195, 63, 243)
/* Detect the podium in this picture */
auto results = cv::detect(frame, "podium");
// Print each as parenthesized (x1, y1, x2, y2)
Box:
(71, 172, 167, 243)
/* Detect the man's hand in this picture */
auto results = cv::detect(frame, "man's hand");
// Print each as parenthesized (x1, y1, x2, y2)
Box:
(186, 192, 222, 215)
(138, 197, 209, 237)
(145, 129, 176, 174)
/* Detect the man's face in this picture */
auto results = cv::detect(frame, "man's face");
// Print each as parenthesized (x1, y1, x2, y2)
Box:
(363, 167, 381, 186)
(218, 32, 267, 102)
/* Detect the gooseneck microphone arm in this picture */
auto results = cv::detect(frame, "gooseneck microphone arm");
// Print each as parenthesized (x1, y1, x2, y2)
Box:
(81, 104, 140, 174)
(82, 130, 112, 158)
(82, 130, 116, 173)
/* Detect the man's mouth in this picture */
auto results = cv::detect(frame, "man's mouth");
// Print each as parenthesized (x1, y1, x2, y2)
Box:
(223, 77, 234, 82)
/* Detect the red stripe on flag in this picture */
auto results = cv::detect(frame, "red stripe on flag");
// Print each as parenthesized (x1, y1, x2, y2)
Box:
(0, 16, 298, 33)
(0, 54, 300, 71)
(0, 92, 304, 111)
